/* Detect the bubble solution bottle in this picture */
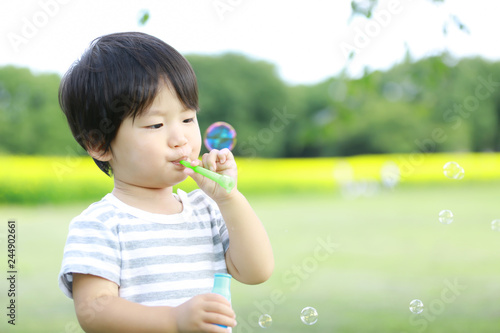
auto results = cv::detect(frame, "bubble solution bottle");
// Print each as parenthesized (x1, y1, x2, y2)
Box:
(212, 273, 232, 328)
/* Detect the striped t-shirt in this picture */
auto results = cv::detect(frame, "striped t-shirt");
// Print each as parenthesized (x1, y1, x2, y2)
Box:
(58, 189, 229, 306)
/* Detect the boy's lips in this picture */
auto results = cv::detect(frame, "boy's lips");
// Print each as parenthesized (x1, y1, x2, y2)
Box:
(171, 156, 188, 166)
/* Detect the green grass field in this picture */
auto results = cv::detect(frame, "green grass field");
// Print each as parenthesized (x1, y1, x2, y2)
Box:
(1, 181, 499, 332)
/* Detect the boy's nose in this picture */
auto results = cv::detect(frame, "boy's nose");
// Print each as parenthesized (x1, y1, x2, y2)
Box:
(168, 129, 188, 148)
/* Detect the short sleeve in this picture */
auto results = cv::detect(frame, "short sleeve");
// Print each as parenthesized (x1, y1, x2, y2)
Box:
(217, 212, 229, 253)
(58, 218, 121, 299)
(182, 189, 230, 254)
(205, 195, 230, 254)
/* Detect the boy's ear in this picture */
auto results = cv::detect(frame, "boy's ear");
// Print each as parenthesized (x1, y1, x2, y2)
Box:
(87, 144, 112, 162)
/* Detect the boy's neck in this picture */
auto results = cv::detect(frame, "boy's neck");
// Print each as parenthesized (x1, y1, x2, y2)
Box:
(111, 182, 182, 215)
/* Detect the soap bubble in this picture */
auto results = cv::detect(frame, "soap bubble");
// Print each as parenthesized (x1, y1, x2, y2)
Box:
(300, 307, 318, 325)
(438, 210, 454, 225)
(409, 299, 424, 314)
(258, 314, 272, 328)
(491, 220, 500, 232)
(443, 161, 464, 180)
(380, 161, 400, 189)
(204, 122, 237, 151)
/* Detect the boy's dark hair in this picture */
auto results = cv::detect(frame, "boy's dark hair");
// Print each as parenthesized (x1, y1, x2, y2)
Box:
(59, 32, 199, 176)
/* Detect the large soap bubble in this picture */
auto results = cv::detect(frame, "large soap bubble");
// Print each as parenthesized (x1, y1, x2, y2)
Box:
(203, 121, 237, 151)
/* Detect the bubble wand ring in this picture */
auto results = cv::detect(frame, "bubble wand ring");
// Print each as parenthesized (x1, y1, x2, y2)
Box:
(180, 160, 235, 193)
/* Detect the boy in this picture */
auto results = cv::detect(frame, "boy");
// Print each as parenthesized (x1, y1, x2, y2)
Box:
(58, 32, 274, 332)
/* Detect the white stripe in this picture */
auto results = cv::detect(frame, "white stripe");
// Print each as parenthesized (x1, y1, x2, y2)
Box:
(119, 229, 214, 241)
(143, 297, 191, 307)
(64, 243, 118, 257)
(120, 279, 213, 298)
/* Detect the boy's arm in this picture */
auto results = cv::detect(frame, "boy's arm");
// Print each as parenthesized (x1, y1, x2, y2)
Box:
(72, 274, 236, 333)
(183, 149, 274, 285)
(217, 190, 275, 285)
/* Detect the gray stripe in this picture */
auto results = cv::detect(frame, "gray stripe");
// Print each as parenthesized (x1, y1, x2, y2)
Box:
(70, 220, 120, 238)
(122, 269, 218, 287)
(71, 220, 109, 230)
(61, 265, 121, 287)
(222, 238, 229, 252)
(122, 251, 225, 270)
(188, 190, 206, 203)
(122, 235, 221, 251)
(67, 236, 120, 250)
(97, 210, 135, 222)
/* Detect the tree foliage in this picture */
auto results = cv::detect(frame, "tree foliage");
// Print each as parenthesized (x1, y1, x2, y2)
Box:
(0, 66, 79, 155)
(1, 54, 500, 158)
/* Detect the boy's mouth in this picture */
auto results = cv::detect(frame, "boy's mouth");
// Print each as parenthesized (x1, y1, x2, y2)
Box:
(171, 156, 188, 166)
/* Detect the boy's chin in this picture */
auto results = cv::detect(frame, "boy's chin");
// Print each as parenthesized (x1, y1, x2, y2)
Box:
(160, 173, 189, 188)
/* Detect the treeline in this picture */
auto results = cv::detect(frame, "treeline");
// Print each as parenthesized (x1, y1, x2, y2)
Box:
(1, 53, 500, 158)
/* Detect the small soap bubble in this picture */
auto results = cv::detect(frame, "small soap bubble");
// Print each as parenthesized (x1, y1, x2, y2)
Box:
(300, 307, 318, 325)
(258, 314, 272, 328)
(204, 121, 237, 151)
(443, 161, 464, 180)
(491, 219, 500, 232)
(438, 210, 454, 225)
(409, 299, 424, 314)
(380, 161, 400, 189)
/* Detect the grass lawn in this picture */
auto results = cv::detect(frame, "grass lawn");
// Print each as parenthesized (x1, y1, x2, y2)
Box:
(0, 181, 499, 332)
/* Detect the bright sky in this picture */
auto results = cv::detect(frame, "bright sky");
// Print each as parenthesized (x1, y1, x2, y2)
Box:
(0, 0, 498, 85)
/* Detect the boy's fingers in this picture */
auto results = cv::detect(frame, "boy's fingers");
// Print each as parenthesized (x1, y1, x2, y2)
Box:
(217, 149, 229, 164)
(204, 313, 237, 328)
(183, 165, 205, 185)
(205, 292, 231, 305)
(205, 302, 235, 318)
(204, 148, 234, 171)
(203, 150, 219, 171)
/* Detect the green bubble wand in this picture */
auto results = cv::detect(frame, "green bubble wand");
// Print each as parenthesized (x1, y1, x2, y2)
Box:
(179, 160, 235, 193)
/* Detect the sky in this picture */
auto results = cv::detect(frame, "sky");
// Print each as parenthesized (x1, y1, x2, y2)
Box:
(0, 0, 499, 85)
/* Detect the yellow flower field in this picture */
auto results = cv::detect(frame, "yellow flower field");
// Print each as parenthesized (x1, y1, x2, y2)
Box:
(1, 153, 500, 204)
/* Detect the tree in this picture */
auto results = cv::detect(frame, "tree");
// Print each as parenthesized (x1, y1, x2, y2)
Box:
(0, 66, 79, 155)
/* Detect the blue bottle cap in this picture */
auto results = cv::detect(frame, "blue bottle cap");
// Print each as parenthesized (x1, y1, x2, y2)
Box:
(212, 273, 232, 328)
(213, 273, 232, 298)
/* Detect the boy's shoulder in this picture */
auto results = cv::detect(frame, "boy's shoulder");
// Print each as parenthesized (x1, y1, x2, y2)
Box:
(70, 190, 220, 228)
(179, 188, 208, 203)
(178, 189, 219, 212)
(70, 193, 126, 229)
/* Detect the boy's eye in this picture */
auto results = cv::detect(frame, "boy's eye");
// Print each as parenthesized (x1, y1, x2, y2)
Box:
(183, 118, 195, 123)
(147, 123, 163, 129)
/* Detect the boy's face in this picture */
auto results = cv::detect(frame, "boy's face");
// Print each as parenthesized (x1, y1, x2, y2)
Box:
(107, 84, 201, 189)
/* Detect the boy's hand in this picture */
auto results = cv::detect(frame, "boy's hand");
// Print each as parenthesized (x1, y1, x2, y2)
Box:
(173, 293, 236, 332)
(183, 148, 238, 201)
